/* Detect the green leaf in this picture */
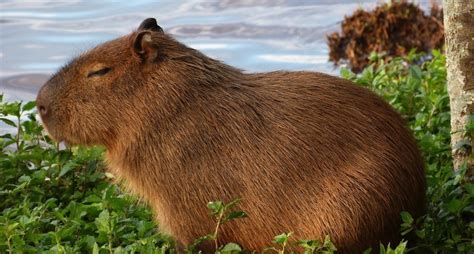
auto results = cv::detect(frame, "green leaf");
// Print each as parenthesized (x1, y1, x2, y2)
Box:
(22, 101, 36, 112)
(446, 199, 463, 213)
(294, 239, 321, 251)
(0, 117, 16, 127)
(415, 229, 426, 239)
(207, 201, 224, 215)
(114, 247, 125, 254)
(369, 51, 381, 62)
(7, 222, 19, 231)
(18, 215, 36, 227)
(2, 102, 21, 117)
(223, 211, 247, 223)
(185, 234, 214, 253)
(18, 175, 31, 183)
(56, 150, 73, 164)
(83, 194, 102, 204)
(393, 241, 407, 254)
(446, 199, 463, 214)
(464, 183, 474, 197)
(400, 211, 413, 224)
(224, 198, 242, 210)
(340, 67, 355, 80)
(58, 223, 79, 239)
(11, 234, 26, 249)
(92, 242, 100, 254)
(273, 232, 292, 245)
(58, 161, 78, 178)
(219, 243, 242, 254)
(322, 235, 337, 251)
(409, 65, 423, 80)
(109, 197, 127, 211)
(95, 210, 111, 233)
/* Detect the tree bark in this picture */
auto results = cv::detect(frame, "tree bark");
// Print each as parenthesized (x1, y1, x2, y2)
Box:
(443, 1, 474, 174)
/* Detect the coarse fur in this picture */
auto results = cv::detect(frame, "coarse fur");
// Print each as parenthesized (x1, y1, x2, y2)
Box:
(37, 18, 426, 253)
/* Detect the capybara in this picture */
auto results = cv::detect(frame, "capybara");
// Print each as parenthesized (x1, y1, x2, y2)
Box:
(36, 18, 426, 253)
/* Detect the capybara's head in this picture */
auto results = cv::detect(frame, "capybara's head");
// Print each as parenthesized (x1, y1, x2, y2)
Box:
(36, 18, 208, 147)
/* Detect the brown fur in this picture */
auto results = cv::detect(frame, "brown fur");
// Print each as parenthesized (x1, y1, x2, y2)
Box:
(36, 18, 426, 253)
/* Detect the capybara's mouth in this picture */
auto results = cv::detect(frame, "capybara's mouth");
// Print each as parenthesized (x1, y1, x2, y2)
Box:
(41, 124, 62, 142)
(38, 118, 69, 145)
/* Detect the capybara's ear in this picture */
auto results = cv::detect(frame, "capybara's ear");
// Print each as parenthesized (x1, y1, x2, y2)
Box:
(133, 31, 158, 62)
(138, 18, 164, 33)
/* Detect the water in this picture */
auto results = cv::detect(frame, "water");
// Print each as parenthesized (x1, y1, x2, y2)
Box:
(0, 0, 436, 102)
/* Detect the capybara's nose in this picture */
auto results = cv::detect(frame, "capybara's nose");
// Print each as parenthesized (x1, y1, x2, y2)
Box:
(36, 85, 50, 119)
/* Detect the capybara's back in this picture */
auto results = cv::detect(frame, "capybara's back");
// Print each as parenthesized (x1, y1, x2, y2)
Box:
(36, 18, 426, 253)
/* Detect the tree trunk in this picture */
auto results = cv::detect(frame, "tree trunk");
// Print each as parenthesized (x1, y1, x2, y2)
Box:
(443, 1, 474, 174)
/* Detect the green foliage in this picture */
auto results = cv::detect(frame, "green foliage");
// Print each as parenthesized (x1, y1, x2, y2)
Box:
(186, 198, 247, 254)
(262, 233, 337, 254)
(379, 241, 407, 254)
(1, 49, 472, 253)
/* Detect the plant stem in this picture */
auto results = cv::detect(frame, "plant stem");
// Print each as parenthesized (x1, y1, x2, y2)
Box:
(6, 235, 13, 254)
(55, 234, 63, 254)
(213, 211, 224, 251)
(108, 217, 114, 254)
(55, 142, 62, 193)
(280, 242, 286, 254)
(16, 115, 21, 152)
(108, 238, 113, 254)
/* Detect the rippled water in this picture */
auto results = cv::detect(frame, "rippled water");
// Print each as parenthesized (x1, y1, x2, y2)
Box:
(0, 0, 435, 101)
